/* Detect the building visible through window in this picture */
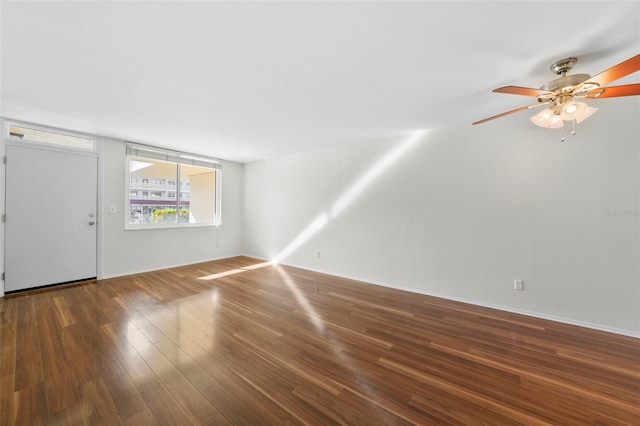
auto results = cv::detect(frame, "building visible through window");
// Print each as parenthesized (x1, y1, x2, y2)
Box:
(126, 144, 221, 228)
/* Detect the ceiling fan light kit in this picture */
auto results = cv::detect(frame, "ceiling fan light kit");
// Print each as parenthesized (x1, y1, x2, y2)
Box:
(530, 108, 564, 129)
(530, 100, 599, 129)
(562, 102, 598, 123)
(473, 54, 640, 138)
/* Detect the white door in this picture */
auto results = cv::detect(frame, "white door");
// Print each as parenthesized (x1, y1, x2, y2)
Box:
(4, 144, 98, 291)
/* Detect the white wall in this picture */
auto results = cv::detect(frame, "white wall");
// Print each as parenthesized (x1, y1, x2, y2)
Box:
(101, 138, 244, 278)
(0, 126, 244, 295)
(243, 98, 640, 336)
(2, 103, 638, 337)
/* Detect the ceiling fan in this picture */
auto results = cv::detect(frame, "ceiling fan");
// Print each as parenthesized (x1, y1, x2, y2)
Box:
(473, 54, 640, 129)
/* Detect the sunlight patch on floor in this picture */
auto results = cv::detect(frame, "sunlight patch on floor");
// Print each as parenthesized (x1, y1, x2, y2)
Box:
(275, 265, 325, 333)
(198, 261, 273, 280)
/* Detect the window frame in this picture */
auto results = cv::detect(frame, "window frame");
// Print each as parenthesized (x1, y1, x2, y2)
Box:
(5, 121, 97, 152)
(125, 143, 222, 230)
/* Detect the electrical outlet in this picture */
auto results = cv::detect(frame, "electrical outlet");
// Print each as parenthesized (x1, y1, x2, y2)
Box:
(514, 280, 524, 291)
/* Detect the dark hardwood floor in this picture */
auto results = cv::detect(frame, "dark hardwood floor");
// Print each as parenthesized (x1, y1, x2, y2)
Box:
(1, 256, 638, 425)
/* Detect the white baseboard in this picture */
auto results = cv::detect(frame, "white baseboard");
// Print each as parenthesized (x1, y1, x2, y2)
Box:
(258, 256, 640, 339)
(100, 253, 244, 280)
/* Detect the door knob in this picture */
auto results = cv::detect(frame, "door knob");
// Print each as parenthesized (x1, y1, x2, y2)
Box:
(89, 221, 96, 225)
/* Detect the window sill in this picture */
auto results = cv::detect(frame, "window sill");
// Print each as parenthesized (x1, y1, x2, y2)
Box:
(125, 222, 220, 231)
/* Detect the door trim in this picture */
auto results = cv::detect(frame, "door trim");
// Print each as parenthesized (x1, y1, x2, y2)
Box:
(1, 118, 103, 296)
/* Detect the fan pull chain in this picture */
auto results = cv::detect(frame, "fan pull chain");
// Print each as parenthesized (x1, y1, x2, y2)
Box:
(572, 120, 577, 136)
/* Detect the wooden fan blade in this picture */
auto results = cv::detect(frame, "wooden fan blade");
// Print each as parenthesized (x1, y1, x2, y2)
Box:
(584, 83, 640, 99)
(585, 54, 640, 87)
(472, 103, 548, 125)
(493, 86, 552, 97)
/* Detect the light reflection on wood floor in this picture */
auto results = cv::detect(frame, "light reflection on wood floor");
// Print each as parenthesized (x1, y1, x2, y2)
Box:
(1, 256, 639, 425)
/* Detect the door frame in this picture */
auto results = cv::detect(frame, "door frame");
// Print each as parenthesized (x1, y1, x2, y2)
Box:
(0, 118, 104, 296)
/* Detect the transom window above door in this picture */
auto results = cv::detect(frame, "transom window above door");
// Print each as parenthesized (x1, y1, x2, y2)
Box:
(8, 124, 95, 151)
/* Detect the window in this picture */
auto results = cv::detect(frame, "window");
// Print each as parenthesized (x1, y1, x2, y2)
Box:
(126, 143, 221, 229)
(8, 124, 95, 151)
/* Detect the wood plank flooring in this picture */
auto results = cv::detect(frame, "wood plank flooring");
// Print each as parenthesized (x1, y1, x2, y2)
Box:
(1, 256, 638, 425)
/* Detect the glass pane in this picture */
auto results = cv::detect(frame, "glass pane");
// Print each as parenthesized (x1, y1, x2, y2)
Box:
(128, 156, 178, 224)
(180, 164, 216, 224)
(9, 125, 95, 150)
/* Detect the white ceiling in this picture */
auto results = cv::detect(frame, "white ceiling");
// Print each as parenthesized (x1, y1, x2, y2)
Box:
(1, 1, 638, 163)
